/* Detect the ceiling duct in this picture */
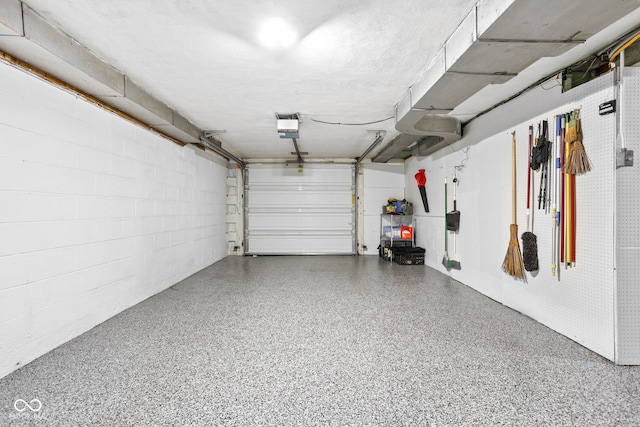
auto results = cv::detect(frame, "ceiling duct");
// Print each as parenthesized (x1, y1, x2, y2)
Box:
(411, 135, 450, 158)
(0, 1, 203, 144)
(373, 133, 421, 163)
(376, 0, 640, 163)
(373, 115, 461, 162)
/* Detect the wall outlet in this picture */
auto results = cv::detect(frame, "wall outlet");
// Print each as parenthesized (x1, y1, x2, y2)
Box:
(616, 148, 634, 168)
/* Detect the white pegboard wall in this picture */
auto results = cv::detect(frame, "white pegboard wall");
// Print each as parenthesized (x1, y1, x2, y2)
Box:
(409, 72, 619, 361)
(617, 68, 640, 249)
(615, 67, 640, 364)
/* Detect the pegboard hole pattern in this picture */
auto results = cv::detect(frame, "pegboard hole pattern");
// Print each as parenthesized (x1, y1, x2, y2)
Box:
(615, 68, 640, 363)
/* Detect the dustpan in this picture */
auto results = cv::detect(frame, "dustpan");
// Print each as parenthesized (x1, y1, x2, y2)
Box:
(446, 186, 460, 231)
(446, 208, 460, 231)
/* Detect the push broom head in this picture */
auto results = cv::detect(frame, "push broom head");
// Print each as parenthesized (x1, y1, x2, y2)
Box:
(502, 224, 526, 281)
(521, 231, 539, 272)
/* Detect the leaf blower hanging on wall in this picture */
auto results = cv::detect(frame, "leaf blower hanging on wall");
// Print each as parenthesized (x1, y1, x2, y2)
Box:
(414, 169, 429, 213)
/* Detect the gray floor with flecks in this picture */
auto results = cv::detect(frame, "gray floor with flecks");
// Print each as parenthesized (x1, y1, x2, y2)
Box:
(1, 256, 639, 426)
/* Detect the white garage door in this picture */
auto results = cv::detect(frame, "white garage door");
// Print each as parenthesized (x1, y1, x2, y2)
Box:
(245, 164, 355, 255)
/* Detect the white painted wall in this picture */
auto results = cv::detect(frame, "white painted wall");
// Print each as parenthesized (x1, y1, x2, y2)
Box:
(405, 73, 623, 362)
(0, 61, 228, 379)
(615, 68, 640, 365)
(362, 163, 405, 255)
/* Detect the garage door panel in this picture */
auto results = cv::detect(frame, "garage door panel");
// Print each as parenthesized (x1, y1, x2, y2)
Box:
(246, 164, 354, 255)
(247, 234, 353, 255)
(249, 167, 353, 183)
(249, 211, 353, 229)
(248, 191, 352, 206)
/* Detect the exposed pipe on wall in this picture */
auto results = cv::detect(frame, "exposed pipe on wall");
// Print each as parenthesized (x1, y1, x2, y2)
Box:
(199, 136, 246, 168)
(354, 131, 386, 255)
(355, 131, 386, 167)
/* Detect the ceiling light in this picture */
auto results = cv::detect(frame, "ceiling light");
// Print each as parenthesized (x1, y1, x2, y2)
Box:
(258, 18, 297, 48)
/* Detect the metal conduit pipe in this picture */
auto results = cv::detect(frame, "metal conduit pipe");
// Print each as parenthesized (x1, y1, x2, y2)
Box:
(355, 131, 386, 168)
(199, 136, 246, 168)
(353, 131, 386, 255)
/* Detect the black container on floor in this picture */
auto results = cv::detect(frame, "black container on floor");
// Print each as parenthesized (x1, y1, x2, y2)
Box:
(392, 246, 425, 265)
(379, 239, 413, 260)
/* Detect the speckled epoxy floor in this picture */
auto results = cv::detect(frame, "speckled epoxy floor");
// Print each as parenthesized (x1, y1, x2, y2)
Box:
(1, 256, 639, 426)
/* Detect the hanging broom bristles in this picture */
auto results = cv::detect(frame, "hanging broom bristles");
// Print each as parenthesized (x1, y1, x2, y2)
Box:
(503, 224, 526, 280)
(565, 111, 592, 175)
(566, 140, 592, 174)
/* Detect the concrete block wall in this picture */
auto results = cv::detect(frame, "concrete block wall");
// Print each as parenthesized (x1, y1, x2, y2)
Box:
(0, 60, 228, 379)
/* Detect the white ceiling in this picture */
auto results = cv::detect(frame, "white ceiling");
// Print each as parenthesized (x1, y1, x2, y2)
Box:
(12, 1, 640, 161)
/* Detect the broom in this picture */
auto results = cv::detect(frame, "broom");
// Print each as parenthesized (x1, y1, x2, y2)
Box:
(565, 110, 591, 175)
(502, 131, 526, 281)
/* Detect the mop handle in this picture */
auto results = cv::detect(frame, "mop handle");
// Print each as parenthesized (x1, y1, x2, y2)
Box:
(511, 132, 517, 224)
(560, 115, 566, 264)
(555, 116, 562, 230)
(555, 115, 562, 279)
(444, 177, 448, 252)
(527, 127, 532, 210)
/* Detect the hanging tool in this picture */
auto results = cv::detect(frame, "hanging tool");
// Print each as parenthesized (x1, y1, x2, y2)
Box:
(552, 115, 561, 279)
(442, 176, 451, 270)
(546, 117, 555, 273)
(502, 132, 526, 281)
(545, 121, 552, 211)
(447, 174, 462, 270)
(560, 114, 566, 266)
(522, 125, 538, 272)
(414, 169, 429, 213)
(538, 122, 545, 210)
(537, 120, 550, 212)
(565, 111, 577, 267)
(565, 109, 591, 175)
(563, 113, 569, 267)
